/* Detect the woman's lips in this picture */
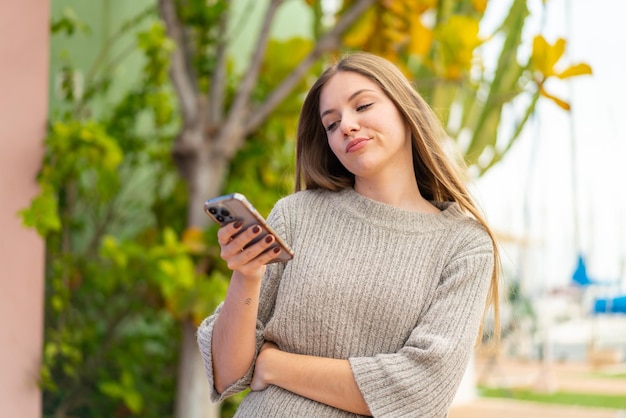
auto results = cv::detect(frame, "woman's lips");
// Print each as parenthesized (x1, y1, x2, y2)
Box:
(345, 137, 369, 153)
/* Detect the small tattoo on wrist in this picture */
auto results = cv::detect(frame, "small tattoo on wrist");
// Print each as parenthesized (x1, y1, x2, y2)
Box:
(244, 298, 252, 305)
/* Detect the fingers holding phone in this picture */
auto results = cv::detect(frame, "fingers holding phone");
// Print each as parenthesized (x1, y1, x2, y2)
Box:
(217, 221, 282, 277)
(205, 193, 294, 267)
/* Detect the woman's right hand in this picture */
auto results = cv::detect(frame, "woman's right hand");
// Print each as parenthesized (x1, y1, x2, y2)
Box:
(217, 220, 281, 280)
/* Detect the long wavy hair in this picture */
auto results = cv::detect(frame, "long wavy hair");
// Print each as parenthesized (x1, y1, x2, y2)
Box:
(295, 52, 501, 343)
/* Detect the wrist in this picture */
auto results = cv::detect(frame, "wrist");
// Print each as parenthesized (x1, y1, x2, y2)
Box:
(259, 343, 281, 385)
(232, 269, 264, 283)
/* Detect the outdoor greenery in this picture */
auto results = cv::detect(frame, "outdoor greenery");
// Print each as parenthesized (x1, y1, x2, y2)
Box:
(480, 387, 626, 409)
(592, 371, 626, 379)
(25, 7, 185, 417)
(22, 1, 592, 417)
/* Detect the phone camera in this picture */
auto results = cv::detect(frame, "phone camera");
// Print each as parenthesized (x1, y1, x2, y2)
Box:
(216, 215, 225, 222)
(220, 209, 230, 217)
(208, 207, 218, 214)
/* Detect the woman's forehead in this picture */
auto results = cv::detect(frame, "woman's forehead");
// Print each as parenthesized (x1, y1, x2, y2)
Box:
(319, 72, 383, 109)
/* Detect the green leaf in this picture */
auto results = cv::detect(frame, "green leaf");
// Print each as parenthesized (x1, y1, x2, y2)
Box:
(18, 186, 61, 236)
(99, 381, 125, 398)
(50, 7, 90, 36)
(124, 391, 144, 414)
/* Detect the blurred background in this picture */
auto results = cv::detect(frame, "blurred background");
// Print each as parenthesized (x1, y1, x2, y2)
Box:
(1, 0, 624, 417)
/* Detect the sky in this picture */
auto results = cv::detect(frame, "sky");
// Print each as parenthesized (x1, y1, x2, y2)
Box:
(473, 0, 626, 296)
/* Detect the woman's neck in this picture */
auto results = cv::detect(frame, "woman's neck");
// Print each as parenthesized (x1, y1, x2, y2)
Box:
(354, 177, 440, 214)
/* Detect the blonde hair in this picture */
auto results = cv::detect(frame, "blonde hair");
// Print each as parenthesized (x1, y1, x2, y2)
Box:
(295, 52, 500, 343)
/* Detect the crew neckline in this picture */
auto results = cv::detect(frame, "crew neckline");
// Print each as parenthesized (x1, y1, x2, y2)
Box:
(328, 187, 464, 234)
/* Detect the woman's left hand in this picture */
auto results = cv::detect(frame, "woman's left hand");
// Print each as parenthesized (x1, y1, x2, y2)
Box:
(248, 341, 371, 415)
(250, 341, 279, 391)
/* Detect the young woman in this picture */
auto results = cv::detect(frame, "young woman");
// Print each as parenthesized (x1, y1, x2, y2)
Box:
(197, 52, 500, 417)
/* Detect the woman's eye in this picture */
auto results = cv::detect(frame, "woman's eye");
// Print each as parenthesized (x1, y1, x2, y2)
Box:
(325, 121, 338, 132)
(356, 103, 373, 112)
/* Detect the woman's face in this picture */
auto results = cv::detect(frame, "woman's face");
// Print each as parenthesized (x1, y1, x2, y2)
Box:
(319, 71, 413, 182)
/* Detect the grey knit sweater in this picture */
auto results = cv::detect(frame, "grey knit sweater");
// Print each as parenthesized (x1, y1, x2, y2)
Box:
(197, 187, 494, 417)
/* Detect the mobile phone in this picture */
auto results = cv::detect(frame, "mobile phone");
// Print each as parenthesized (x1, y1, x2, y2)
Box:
(203, 193, 294, 263)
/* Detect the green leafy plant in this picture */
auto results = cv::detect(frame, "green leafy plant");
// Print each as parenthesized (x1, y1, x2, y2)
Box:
(26, 7, 198, 417)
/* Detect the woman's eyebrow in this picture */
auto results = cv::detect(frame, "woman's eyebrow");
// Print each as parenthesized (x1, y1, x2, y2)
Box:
(320, 88, 377, 118)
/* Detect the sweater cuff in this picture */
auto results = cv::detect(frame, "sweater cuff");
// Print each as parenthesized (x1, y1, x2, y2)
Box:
(196, 313, 264, 402)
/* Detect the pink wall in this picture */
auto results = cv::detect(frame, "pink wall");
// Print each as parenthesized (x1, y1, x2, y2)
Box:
(0, 1, 49, 417)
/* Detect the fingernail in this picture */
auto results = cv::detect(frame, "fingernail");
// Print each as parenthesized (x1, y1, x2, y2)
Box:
(273, 247, 280, 254)
(264, 235, 273, 243)
(233, 220, 243, 228)
(252, 225, 261, 233)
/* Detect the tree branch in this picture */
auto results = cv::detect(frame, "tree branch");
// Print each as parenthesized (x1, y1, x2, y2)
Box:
(244, 0, 376, 133)
(207, 4, 230, 127)
(217, 0, 284, 156)
(158, 0, 198, 124)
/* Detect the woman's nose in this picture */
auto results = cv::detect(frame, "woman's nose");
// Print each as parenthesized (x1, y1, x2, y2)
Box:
(340, 114, 360, 136)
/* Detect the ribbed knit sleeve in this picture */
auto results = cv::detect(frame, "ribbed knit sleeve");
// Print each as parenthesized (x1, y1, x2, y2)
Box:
(349, 225, 493, 417)
(195, 202, 290, 402)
